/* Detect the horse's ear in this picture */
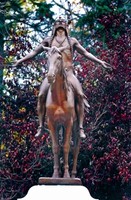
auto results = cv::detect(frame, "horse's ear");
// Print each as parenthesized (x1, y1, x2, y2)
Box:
(41, 45, 50, 51)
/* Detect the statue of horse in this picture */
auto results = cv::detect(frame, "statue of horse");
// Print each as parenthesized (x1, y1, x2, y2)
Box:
(42, 46, 80, 178)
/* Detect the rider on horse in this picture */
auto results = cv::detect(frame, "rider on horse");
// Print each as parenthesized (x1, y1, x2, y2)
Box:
(14, 18, 111, 139)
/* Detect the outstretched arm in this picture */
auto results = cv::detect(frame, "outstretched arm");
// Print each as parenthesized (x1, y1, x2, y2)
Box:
(73, 38, 111, 69)
(13, 38, 49, 67)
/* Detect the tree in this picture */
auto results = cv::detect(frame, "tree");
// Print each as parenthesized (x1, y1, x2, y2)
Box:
(0, 0, 54, 96)
(76, 0, 129, 42)
(0, 2, 5, 98)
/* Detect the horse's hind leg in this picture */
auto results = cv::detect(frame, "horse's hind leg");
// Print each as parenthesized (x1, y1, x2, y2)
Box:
(63, 122, 72, 178)
(71, 138, 80, 178)
(48, 121, 60, 178)
(71, 124, 80, 178)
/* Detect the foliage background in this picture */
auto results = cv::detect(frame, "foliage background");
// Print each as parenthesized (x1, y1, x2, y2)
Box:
(0, 0, 130, 200)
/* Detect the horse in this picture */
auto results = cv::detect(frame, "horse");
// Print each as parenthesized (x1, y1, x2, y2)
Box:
(42, 45, 80, 178)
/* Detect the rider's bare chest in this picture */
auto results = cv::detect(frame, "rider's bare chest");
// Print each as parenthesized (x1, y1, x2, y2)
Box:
(51, 37, 73, 63)
(51, 37, 68, 47)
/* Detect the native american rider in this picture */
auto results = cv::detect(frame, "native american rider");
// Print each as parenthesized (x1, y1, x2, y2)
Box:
(14, 19, 111, 139)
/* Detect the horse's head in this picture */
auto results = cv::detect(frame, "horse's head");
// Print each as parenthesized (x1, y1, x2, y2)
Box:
(47, 46, 62, 84)
(42, 45, 67, 84)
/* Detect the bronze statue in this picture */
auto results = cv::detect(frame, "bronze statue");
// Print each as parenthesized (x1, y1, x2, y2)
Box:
(39, 45, 80, 178)
(14, 18, 111, 140)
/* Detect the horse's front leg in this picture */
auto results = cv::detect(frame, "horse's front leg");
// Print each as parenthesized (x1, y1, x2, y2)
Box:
(63, 121, 72, 178)
(48, 120, 60, 178)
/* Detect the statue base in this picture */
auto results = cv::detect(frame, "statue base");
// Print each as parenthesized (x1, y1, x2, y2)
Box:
(39, 177, 82, 185)
(18, 177, 98, 200)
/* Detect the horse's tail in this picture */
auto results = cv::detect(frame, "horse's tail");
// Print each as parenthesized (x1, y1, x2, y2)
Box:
(56, 125, 64, 146)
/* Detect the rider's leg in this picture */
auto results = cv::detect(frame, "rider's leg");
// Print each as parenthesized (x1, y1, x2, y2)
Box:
(35, 77, 50, 138)
(67, 73, 86, 139)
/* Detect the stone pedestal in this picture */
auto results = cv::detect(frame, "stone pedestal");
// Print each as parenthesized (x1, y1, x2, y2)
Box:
(18, 177, 98, 200)
(39, 177, 82, 185)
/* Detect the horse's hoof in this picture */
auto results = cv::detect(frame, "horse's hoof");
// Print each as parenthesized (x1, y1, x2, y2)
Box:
(63, 173, 70, 178)
(71, 170, 76, 178)
(52, 173, 59, 178)
(71, 173, 76, 178)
